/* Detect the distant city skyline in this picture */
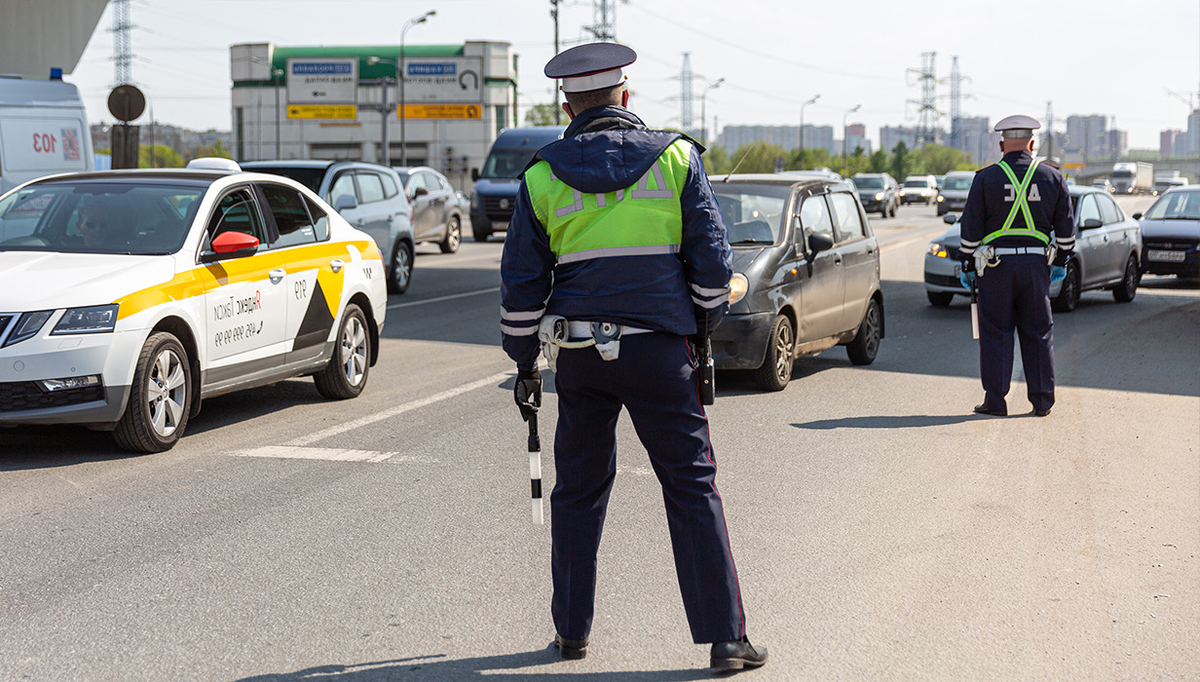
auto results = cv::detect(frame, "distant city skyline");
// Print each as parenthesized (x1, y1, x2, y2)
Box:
(65, 0, 1199, 151)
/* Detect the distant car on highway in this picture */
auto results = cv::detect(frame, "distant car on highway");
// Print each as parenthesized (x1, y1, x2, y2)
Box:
(900, 174, 937, 205)
(1091, 178, 1115, 193)
(1134, 185, 1200, 280)
(935, 170, 975, 216)
(241, 160, 416, 294)
(393, 166, 464, 256)
(708, 173, 884, 391)
(925, 185, 1142, 311)
(0, 161, 388, 451)
(852, 172, 901, 218)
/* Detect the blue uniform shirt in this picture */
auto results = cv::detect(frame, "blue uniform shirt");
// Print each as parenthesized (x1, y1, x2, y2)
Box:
(960, 150, 1075, 257)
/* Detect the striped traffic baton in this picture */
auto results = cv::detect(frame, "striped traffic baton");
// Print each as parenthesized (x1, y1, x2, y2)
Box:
(528, 412, 544, 524)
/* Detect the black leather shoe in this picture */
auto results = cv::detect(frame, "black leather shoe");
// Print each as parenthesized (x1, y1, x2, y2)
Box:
(554, 634, 588, 660)
(1033, 408, 1051, 417)
(710, 636, 768, 670)
(973, 404, 1007, 416)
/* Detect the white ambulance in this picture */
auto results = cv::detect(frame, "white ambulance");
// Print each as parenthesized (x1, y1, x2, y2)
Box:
(0, 75, 94, 195)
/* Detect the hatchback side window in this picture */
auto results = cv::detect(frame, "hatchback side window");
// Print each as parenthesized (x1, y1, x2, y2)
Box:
(261, 184, 317, 248)
(406, 173, 427, 198)
(329, 173, 357, 207)
(425, 172, 448, 192)
(1097, 193, 1121, 224)
(829, 192, 865, 241)
(380, 173, 399, 199)
(799, 194, 834, 241)
(357, 172, 386, 204)
(205, 187, 266, 246)
(1076, 194, 1101, 227)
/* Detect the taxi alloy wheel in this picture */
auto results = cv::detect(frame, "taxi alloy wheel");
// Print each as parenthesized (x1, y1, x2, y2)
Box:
(440, 215, 462, 254)
(114, 332, 190, 453)
(847, 298, 881, 366)
(754, 314, 795, 392)
(388, 239, 413, 294)
(315, 303, 370, 399)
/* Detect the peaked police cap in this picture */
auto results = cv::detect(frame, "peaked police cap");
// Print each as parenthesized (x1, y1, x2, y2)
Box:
(545, 42, 637, 93)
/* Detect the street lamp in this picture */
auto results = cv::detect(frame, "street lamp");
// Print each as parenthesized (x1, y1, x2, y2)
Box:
(798, 94, 819, 170)
(842, 104, 861, 170)
(272, 68, 284, 158)
(367, 56, 397, 165)
(400, 10, 436, 167)
(700, 78, 723, 146)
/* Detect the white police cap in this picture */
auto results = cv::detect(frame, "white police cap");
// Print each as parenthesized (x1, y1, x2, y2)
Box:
(545, 42, 636, 93)
(994, 115, 1041, 138)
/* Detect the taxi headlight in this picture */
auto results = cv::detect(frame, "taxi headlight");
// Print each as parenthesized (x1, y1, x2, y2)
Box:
(728, 273, 749, 305)
(929, 242, 947, 258)
(52, 304, 119, 335)
(874, 192, 885, 201)
(3, 310, 53, 347)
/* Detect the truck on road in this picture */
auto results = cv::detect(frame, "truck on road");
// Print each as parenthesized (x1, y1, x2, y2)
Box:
(1152, 170, 1188, 195)
(1111, 161, 1153, 194)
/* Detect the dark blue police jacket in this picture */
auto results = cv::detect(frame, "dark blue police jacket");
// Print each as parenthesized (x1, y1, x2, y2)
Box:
(500, 105, 733, 369)
(960, 150, 1075, 253)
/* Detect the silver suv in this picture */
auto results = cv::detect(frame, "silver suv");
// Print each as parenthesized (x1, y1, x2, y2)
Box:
(242, 160, 416, 294)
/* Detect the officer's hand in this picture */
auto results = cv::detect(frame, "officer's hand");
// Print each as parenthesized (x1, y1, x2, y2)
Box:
(959, 269, 977, 290)
(1052, 249, 1072, 267)
(960, 256, 976, 274)
(513, 366, 542, 422)
(1050, 265, 1067, 283)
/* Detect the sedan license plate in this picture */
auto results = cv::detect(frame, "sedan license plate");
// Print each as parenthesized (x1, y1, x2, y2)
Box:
(1148, 249, 1186, 262)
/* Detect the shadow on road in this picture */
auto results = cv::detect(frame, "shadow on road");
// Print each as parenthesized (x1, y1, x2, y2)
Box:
(790, 412, 1044, 430)
(232, 646, 720, 681)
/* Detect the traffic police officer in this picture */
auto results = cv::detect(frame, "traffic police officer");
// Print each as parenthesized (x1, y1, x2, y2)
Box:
(499, 43, 767, 671)
(959, 115, 1075, 417)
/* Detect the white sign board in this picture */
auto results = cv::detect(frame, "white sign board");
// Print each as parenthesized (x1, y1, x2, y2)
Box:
(286, 58, 358, 105)
(402, 58, 482, 103)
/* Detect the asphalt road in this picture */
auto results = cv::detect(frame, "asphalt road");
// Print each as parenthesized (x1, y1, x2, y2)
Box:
(2, 199, 1197, 681)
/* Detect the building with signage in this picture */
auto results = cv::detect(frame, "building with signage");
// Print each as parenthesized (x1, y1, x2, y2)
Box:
(229, 41, 517, 190)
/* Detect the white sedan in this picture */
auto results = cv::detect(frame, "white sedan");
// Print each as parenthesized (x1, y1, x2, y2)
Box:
(0, 160, 388, 452)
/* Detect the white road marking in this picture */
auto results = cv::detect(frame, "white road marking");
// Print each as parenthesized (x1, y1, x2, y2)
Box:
(233, 445, 398, 462)
(387, 287, 499, 311)
(285, 370, 514, 447)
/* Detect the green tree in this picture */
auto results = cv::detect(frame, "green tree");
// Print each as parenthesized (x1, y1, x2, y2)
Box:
(868, 149, 889, 173)
(723, 141, 788, 174)
(703, 144, 732, 175)
(138, 144, 184, 168)
(524, 103, 563, 126)
(912, 143, 976, 175)
(890, 141, 912, 180)
(188, 139, 232, 163)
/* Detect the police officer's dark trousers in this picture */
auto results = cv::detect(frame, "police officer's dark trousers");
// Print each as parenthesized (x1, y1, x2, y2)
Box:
(977, 253, 1055, 413)
(550, 331, 746, 644)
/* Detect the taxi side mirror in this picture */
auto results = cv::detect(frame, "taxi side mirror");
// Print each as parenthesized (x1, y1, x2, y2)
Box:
(201, 231, 259, 263)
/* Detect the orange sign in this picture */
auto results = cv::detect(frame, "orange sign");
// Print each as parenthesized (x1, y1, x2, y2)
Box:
(288, 104, 357, 120)
(399, 104, 482, 120)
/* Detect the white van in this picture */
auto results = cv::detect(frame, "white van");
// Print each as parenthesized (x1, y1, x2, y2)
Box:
(0, 75, 94, 194)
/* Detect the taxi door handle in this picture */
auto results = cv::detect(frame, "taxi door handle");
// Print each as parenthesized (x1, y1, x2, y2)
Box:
(330, 259, 345, 273)
(269, 268, 287, 281)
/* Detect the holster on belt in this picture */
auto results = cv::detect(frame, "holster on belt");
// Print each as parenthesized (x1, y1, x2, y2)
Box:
(537, 316, 624, 370)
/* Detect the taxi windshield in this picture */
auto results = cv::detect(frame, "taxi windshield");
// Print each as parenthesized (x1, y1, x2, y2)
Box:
(0, 180, 206, 255)
(713, 183, 792, 245)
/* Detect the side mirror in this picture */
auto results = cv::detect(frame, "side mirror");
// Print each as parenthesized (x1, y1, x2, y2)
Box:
(1081, 218, 1103, 230)
(202, 231, 259, 262)
(943, 213, 958, 225)
(807, 231, 835, 255)
(1132, 212, 1143, 220)
(333, 194, 358, 211)
(412, 186, 430, 199)
(471, 168, 480, 182)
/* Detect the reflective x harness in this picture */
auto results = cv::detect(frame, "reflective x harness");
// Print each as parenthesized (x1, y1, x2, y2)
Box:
(976, 159, 1054, 273)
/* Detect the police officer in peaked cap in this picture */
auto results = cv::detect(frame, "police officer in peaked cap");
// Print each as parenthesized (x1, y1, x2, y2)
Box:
(959, 115, 1075, 417)
(499, 42, 767, 670)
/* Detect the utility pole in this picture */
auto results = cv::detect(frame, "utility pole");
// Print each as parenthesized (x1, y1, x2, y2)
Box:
(585, 0, 618, 41)
(551, 0, 561, 124)
(680, 53, 694, 136)
(949, 56, 963, 151)
(907, 52, 941, 147)
(111, 0, 134, 86)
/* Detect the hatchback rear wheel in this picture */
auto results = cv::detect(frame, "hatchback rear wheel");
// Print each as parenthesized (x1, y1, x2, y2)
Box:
(440, 215, 461, 253)
(847, 298, 882, 365)
(753, 314, 795, 391)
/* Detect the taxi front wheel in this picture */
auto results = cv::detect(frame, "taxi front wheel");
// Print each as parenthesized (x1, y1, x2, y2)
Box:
(113, 332, 191, 453)
(314, 303, 370, 399)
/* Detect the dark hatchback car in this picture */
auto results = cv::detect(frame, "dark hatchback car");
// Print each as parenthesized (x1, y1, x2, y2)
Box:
(709, 174, 884, 391)
(852, 173, 901, 218)
(393, 166, 465, 256)
(1135, 186, 1200, 279)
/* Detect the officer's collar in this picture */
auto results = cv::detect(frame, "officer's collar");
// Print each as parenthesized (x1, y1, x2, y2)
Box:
(1002, 150, 1033, 163)
(564, 105, 647, 137)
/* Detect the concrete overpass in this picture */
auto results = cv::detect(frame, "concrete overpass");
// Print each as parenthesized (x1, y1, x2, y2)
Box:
(0, 0, 108, 78)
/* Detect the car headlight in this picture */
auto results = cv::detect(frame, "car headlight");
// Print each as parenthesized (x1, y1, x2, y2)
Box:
(470, 192, 480, 208)
(899, 190, 907, 196)
(52, 304, 119, 335)
(875, 192, 885, 201)
(728, 273, 749, 305)
(3, 310, 54, 347)
(929, 243, 947, 258)
(937, 195, 945, 202)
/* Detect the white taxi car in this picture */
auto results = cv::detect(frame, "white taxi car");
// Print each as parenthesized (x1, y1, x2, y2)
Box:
(0, 160, 387, 452)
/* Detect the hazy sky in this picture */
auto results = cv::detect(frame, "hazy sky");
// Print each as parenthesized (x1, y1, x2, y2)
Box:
(68, 0, 1199, 150)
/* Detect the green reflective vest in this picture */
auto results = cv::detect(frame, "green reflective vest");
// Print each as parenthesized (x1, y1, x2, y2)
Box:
(524, 138, 692, 264)
(982, 159, 1050, 245)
